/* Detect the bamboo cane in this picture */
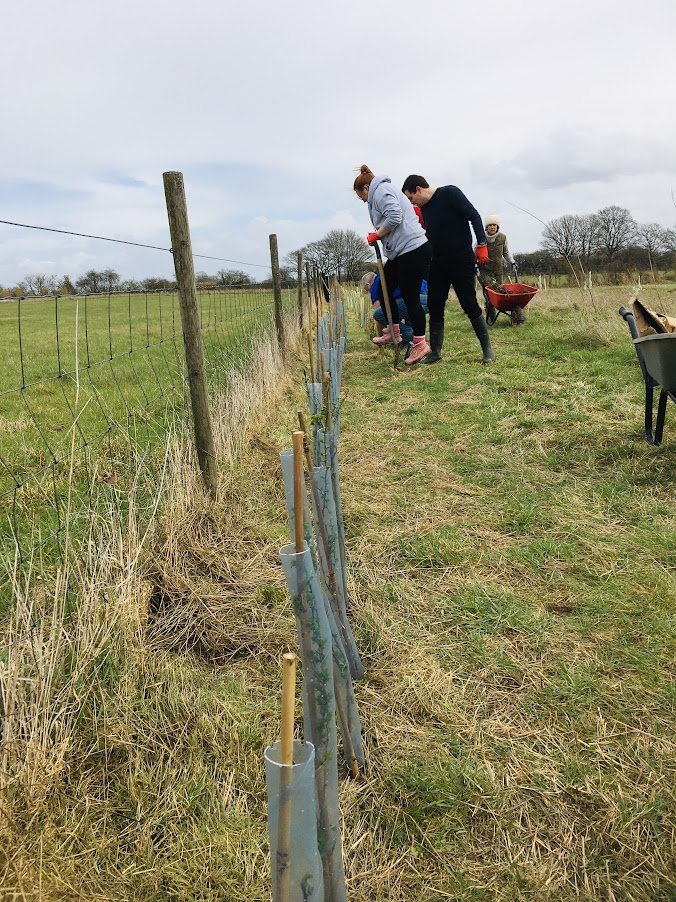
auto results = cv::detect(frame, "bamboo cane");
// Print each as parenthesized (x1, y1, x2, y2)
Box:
(289, 429, 343, 899)
(276, 651, 297, 902)
(298, 411, 361, 779)
(306, 298, 315, 383)
(293, 431, 305, 553)
(320, 353, 333, 432)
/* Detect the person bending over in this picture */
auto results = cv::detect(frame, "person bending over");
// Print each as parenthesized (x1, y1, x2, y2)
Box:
(354, 164, 431, 365)
(402, 175, 495, 364)
(361, 271, 428, 346)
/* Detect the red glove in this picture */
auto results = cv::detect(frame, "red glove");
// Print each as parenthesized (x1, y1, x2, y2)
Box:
(475, 244, 489, 265)
(366, 232, 379, 246)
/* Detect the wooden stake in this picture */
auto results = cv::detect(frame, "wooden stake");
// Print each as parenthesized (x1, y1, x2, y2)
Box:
(307, 315, 315, 383)
(280, 652, 296, 766)
(321, 357, 332, 432)
(292, 431, 305, 553)
(298, 411, 361, 781)
(296, 253, 303, 329)
(297, 412, 314, 472)
(276, 651, 297, 902)
(270, 234, 284, 351)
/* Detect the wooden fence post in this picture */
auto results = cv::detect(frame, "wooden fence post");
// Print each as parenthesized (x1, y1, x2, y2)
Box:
(270, 234, 284, 350)
(163, 171, 218, 500)
(297, 252, 304, 329)
(305, 263, 312, 308)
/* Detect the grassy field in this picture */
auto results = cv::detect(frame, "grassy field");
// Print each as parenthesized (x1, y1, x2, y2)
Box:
(0, 288, 286, 467)
(0, 288, 293, 591)
(0, 283, 674, 899)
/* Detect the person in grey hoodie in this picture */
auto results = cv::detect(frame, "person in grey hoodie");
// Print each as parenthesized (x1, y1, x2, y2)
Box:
(353, 164, 431, 365)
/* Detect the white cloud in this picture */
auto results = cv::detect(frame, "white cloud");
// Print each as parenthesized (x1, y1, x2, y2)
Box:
(1, 0, 676, 281)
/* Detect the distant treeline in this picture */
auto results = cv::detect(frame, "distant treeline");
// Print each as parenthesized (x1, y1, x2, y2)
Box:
(3, 206, 675, 297)
(515, 205, 676, 283)
(0, 268, 288, 298)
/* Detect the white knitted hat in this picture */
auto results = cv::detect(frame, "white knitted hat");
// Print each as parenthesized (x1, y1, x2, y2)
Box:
(484, 214, 500, 227)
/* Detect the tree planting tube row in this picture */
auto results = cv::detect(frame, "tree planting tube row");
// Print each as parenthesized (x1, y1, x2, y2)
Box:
(279, 544, 347, 902)
(265, 739, 323, 902)
(280, 452, 364, 769)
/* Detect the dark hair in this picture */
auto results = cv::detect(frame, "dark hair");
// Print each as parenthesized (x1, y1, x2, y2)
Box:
(353, 164, 375, 193)
(401, 174, 429, 193)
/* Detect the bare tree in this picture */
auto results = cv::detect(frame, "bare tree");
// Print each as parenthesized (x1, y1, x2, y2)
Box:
(142, 277, 176, 290)
(101, 269, 120, 292)
(300, 229, 373, 281)
(575, 213, 600, 269)
(76, 270, 106, 293)
(194, 271, 215, 288)
(58, 275, 76, 295)
(636, 223, 672, 257)
(283, 249, 303, 272)
(216, 268, 254, 287)
(20, 273, 58, 296)
(301, 238, 334, 275)
(119, 279, 143, 291)
(594, 205, 637, 264)
(325, 229, 373, 280)
(540, 215, 580, 259)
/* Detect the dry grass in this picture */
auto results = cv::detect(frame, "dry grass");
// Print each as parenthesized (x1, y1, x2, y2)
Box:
(0, 314, 302, 898)
(1, 289, 674, 900)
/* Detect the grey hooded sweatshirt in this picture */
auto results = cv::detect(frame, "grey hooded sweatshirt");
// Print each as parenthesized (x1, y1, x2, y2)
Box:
(367, 175, 427, 260)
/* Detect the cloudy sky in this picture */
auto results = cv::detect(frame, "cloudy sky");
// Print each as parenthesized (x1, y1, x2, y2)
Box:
(2, 0, 675, 285)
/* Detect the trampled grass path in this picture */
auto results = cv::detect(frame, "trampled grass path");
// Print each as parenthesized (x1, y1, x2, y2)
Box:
(328, 285, 675, 899)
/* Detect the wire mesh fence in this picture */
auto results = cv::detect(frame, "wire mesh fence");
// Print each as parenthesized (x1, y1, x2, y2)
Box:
(0, 282, 297, 594)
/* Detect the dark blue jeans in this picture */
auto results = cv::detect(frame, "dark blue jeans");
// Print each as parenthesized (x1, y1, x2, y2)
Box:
(373, 294, 428, 342)
(378, 242, 431, 336)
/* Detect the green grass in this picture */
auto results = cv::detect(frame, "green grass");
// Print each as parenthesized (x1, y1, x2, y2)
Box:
(331, 284, 675, 898)
(1, 284, 674, 900)
(0, 288, 295, 592)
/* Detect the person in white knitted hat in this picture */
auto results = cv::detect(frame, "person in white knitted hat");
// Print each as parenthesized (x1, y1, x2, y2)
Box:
(478, 214, 525, 323)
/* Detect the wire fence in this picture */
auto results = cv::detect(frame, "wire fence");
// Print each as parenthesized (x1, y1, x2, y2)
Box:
(0, 169, 319, 605)
(0, 280, 298, 592)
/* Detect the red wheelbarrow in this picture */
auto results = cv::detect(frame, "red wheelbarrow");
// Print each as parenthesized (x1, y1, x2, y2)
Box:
(477, 269, 538, 326)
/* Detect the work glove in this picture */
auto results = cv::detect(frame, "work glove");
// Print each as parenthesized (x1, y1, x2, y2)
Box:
(512, 262, 519, 273)
(475, 244, 489, 265)
(366, 232, 380, 246)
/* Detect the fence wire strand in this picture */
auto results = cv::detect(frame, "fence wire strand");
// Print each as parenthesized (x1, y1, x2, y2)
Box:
(0, 284, 287, 578)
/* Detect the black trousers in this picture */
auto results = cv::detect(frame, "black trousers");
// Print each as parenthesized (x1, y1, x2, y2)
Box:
(377, 241, 431, 336)
(427, 249, 482, 324)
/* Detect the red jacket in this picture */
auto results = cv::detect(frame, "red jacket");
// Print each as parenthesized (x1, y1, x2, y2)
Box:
(413, 205, 425, 229)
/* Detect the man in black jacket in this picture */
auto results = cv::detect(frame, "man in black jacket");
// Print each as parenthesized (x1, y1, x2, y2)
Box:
(402, 175, 495, 364)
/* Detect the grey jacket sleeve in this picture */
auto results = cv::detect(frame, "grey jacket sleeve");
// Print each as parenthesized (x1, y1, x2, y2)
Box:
(374, 182, 403, 233)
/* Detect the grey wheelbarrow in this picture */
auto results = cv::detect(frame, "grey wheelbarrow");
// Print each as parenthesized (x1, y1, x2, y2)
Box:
(619, 302, 676, 445)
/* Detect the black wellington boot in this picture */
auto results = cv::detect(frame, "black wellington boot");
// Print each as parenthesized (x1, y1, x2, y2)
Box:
(470, 314, 496, 364)
(423, 322, 445, 364)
